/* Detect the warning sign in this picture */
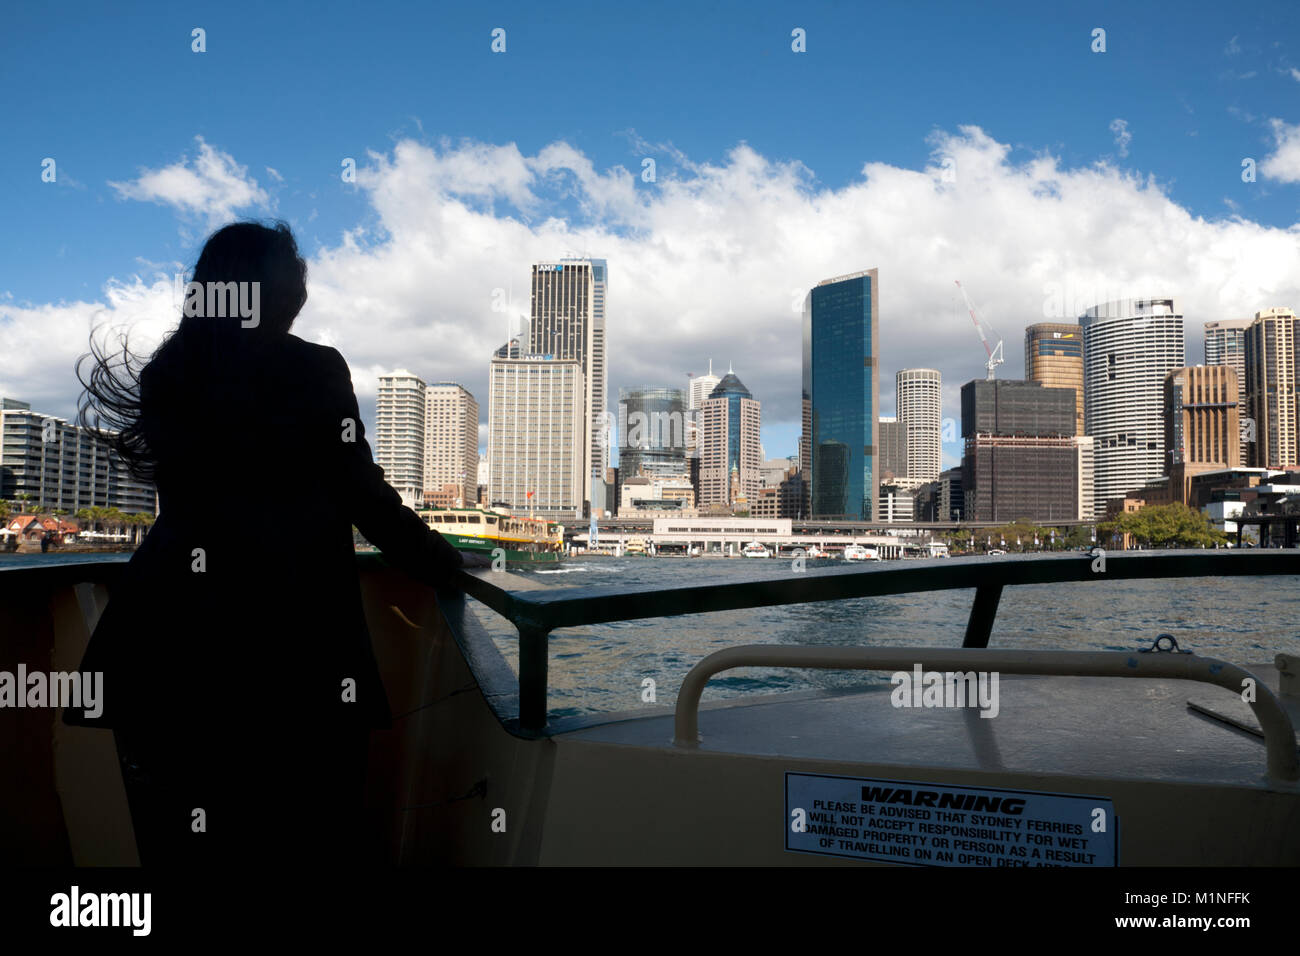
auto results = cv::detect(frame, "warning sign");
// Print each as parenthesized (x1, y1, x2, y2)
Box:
(785, 772, 1118, 866)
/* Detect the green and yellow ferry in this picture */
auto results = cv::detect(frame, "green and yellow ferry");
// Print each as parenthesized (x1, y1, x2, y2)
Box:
(418, 506, 564, 564)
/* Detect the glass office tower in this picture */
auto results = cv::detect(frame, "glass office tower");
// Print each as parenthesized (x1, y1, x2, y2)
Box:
(802, 269, 879, 520)
(618, 385, 688, 502)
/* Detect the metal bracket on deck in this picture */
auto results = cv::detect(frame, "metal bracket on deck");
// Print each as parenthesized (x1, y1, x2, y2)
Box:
(1140, 634, 1191, 654)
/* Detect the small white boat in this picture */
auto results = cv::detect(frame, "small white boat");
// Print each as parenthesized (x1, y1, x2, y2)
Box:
(843, 544, 880, 562)
(741, 541, 770, 559)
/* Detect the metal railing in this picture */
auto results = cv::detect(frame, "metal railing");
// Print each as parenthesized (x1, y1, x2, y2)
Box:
(670, 644, 1299, 782)
(452, 549, 1300, 735)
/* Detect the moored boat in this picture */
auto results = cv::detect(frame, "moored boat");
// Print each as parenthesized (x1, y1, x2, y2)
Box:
(843, 544, 881, 561)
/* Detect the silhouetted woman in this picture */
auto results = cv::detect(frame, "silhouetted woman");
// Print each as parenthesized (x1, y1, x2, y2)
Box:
(68, 221, 466, 866)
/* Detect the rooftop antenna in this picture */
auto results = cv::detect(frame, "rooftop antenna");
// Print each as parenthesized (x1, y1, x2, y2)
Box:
(955, 280, 1004, 380)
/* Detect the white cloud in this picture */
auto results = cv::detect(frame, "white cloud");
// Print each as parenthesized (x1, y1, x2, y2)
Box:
(0, 273, 180, 417)
(5, 128, 1300, 444)
(1109, 118, 1131, 158)
(1261, 118, 1300, 183)
(1289, 67, 1300, 82)
(1225, 35, 1242, 55)
(108, 136, 271, 227)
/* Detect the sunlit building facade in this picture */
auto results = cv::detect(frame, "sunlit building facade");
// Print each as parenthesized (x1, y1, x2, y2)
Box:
(1025, 323, 1084, 436)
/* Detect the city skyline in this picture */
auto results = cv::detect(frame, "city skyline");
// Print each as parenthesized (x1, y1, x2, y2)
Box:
(380, 280, 1298, 482)
(4, 3, 1300, 475)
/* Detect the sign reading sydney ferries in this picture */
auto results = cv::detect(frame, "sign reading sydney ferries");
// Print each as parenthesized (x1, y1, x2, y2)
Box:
(786, 772, 1118, 866)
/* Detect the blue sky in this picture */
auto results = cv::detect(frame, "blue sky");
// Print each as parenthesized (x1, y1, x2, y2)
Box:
(3, 0, 1300, 465)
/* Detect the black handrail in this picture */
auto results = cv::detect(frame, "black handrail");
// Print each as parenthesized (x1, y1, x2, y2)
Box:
(7, 549, 1298, 737)
(453, 549, 1300, 733)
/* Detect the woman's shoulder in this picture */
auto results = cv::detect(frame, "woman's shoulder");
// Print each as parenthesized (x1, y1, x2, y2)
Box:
(281, 334, 346, 367)
(275, 335, 353, 388)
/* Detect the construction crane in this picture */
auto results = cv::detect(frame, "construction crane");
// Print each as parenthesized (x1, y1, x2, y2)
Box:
(955, 280, 1004, 380)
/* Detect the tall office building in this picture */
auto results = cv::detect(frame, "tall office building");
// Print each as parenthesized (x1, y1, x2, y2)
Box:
(897, 368, 941, 482)
(618, 386, 688, 502)
(877, 416, 909, 482)
(376, 370, 427, 508)
(698, 372, 761, 508)
(1205, 319, 1252, 370)
(529, 258, 608, 511)
(423, 383, 479, 508)
(494, 335, 525, 359)
(0, 398, 155, 514)
(1204, 318, 1253, 462)
(688, 361, 722, 412)
(960, 380, 1085, 522)
(803, 270, 880, 520)
(1244, 307, 1300, 469)
(1025, 323, 1084, 436)
(685, 360, 721, 459)
(1081, 298, 1186, 514)
(1076, 437, 1096, 521)
(917, 467, 966, 523)
(1164, 365, 1240, 503)
(487, 349, 585, 520)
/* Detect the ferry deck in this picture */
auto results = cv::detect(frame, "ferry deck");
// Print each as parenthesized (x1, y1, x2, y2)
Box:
(3, 550, 1298, 866)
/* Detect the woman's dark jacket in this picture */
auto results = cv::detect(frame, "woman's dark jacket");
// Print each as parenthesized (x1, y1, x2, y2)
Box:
(63, 334, 463, 731)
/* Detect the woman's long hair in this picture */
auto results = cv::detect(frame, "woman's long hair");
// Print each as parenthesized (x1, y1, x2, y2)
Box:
(77, 220, 308, 483)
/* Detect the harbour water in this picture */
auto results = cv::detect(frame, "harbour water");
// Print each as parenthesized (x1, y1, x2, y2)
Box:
(7, 552, 1299, 720)
(476, 556, 1300, 719)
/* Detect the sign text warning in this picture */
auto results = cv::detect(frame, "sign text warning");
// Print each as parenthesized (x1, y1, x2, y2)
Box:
(786, 772, 1118, 866)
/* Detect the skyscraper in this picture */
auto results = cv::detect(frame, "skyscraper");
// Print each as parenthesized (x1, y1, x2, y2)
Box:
(487, 350, 585, 519)
(375, 369, 427, 508)
(1204, 318, 1252, 370)
(1164, 365, 1240, 503)
(877, 416, 908, 482)
(618, 386, 688, 502)
(1244, 307, 1300, 468)
(699, 371, 761, 509)
(529, 258, 608, 512)
(688, 360, 722, 411)
(424, 383, 479, 508)
(1025, 323, 1084, 436)
(1204, 318, 1252, 462)
(685, 360, 721, 459)
(896, 368, 941, 482)
(1081, 298, 1186, 514)
(959, 379, 1085, 522)
(803, 270, 879, 520)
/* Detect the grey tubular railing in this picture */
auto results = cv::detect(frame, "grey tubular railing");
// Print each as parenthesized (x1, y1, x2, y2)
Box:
(670, 645, 1300, 783)
(452, 549, 1300, 736)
